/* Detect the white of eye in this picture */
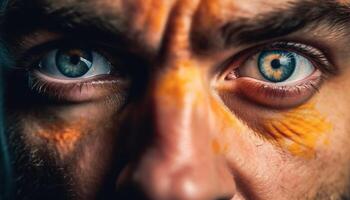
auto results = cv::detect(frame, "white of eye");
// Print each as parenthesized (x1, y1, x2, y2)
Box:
(238, 51, 315, 86)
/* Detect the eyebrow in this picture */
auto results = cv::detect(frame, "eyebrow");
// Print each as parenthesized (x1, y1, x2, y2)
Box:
(220, 0, 350, 46)
(4, 1, 129, 43)
(4, 0, 350, 52)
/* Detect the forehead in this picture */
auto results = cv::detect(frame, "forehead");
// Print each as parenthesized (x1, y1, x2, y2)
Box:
(40, 0, 291, 13)
(34, 0, 295, 49)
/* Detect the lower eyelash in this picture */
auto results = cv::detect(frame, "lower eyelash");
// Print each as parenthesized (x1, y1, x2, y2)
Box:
(234, 70, 323, 109)
(28, 71, 125, 102)
(254, 77, 320, 99)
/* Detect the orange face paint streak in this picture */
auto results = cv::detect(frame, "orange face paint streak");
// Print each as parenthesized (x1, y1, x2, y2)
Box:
(36, 119, 87, 159)
(211, 138, 221, 154)
(209, 95, 241, 155)
(211, 138, 230, 155)
(197, 0, 222, 27)
(157, 59, 235, 155)
(144, 1, 168, 39)
(156, 60, 204, 105)
(262, 102, 332, 158)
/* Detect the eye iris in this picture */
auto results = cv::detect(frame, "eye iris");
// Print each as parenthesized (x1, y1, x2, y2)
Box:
(56, 48, 93, 78)
(258, 50, 296, 82)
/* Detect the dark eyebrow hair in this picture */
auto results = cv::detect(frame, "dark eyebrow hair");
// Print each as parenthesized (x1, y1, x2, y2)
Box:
(192, 0, 350, 52)
(4, 0, 128, 42)
(221, 1, 350, 46)
(4, 0, 350, 53)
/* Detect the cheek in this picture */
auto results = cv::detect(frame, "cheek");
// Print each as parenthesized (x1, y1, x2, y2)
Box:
(21, 103, 119, 160)
(209, 96, 243, 155)
(212, 87, 333, 158)
(24, 119, 89, 159)
(35, 120, 87, 158)
(262, 101, 332, 158)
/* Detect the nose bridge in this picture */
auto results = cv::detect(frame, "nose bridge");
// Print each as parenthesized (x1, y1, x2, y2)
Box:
(122, 61, 235, 200)
(153, 60, 208, 152)
(116, 1, 235, 198)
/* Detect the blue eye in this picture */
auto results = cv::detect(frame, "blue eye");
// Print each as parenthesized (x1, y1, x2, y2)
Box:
(258, 50, 296, 82)
(56, 48, 93, 78)
(38, 47, 112, 79)
(238, 48, 315, 85)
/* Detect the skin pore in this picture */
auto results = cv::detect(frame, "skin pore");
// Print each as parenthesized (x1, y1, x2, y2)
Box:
(2, 0, 350, 200)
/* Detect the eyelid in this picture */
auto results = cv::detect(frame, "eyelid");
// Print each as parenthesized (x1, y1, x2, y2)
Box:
(16, 37, 136, 102)
(38, 49, 113, 79)
(29, 70, 129, 102)
(219, 41, 337, 80)
(216, 41, 331, 109)
(265, 42, 336, 75)
(16, 38, 120, 71)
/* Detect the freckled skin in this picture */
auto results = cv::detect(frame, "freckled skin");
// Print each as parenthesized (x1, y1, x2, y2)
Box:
(5, 0, 350, 200)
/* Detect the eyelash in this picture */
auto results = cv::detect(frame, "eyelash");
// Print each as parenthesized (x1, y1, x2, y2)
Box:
(28, 72, 120, 101)
(19, 38, 334, 106)
(16, 40, 131, 102)
(226, 41, 334, 75)
(264, 41, 334, 74)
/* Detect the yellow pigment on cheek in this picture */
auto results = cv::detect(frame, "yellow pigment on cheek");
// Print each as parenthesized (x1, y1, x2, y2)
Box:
(209, 96, 241, 155)
(36, 120, 87, 158)
(262, 102, 332, 158)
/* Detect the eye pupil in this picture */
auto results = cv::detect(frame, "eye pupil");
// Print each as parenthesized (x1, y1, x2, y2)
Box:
(270, 59, 281, 69)
(70, 55, 81, 65)
(56, 48, 93, 78)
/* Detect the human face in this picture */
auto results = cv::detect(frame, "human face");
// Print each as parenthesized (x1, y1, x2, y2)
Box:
(3, 0, 350, 199)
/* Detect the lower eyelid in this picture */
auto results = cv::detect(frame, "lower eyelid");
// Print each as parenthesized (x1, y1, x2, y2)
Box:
(29, 71, 128, 102)
(219, 70, 323, 109)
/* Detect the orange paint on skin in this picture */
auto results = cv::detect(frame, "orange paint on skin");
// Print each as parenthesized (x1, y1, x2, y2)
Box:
(156, 59, 238, 155)
(211, 139, 221, 154)
(262, 102, 332, 158)
(197, 0, 222, 25)
(131, 0, 172, 47)
(156, 60, 205, 105)
(36, 119, 87, 158)
(209, 95, 240, 129)
(211, 138, 230, 155)
(208, 94, 244, 155)
(144, 1, 169, 39)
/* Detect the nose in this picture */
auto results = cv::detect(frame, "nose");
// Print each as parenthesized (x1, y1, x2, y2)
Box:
(115, 61, 236, 200)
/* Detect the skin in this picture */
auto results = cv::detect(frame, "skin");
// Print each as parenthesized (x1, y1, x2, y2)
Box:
(3, 0, 350, 199)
